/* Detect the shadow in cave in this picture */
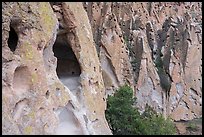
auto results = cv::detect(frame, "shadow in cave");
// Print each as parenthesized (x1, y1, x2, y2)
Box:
(53, 34, 81, 91)
(53, 34, 84, 135)
(8, 26, 18, 52)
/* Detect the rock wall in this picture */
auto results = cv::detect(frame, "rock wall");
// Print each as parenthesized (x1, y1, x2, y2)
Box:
(2, 2, 202, 135)
(83, 2, 202, 121)
(2, 2, 111, 135)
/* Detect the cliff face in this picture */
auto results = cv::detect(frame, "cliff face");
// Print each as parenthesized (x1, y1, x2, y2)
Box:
(2, 2, 202, 135)
(2, 2, 111, 135)
(83, 2, 202, 121)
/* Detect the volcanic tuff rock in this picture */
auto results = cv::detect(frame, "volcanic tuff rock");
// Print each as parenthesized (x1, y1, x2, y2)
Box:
(2, 2, 202, 135)
(83, 2, 202, 120)
(2, 2, 111, 135)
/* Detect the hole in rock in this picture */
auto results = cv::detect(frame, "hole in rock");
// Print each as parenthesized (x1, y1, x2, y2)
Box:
(13, 66, 32, 96)
(8, 26, 18, 52)
(46, 90, 50, 99)
(53, 34, 81, 92)
(12, 98, 29, 121)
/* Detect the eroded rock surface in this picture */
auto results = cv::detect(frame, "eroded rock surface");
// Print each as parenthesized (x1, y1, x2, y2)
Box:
(83, 2, 202, 121)
(2, 2, 111, 135)
(2, 2, 202, 135)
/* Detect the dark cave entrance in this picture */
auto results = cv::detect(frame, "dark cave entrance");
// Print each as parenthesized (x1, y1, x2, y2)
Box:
(53, 34, 83, 135)
(53, 34, 81, 91)
(8, 26, 18, 52)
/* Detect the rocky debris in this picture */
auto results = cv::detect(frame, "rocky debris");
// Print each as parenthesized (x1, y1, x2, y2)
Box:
(84, 2, 202, 121)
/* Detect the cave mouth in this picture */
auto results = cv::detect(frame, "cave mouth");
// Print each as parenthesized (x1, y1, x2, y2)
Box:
(53, 34, 81, 91)
(8, 26, 18, 52)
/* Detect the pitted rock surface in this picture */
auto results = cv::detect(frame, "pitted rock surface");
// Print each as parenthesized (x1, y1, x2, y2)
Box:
(2, 2, 202, 135)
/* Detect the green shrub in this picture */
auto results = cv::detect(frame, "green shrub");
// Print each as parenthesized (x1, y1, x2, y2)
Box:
(105, 85, 140, 135)
(155, 57, 163, 68)
(186, 122, 198, 132)
(157, 67, 171, 91)
(141, 105, 176, 135)
(155, 57, 171, 92)
(105, 85, 176, 135)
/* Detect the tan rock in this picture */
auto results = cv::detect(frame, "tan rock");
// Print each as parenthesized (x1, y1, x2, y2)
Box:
(2, 2, 111, 135)
(2, 2, 202, 135)
(84, 2, 202, 121)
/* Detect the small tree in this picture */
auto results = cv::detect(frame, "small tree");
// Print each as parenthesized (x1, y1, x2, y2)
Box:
(105, 85, 141, 135)
(186, 122, 199, 132)
(141, 104, 176, 135)
(105, 85, 176, 135)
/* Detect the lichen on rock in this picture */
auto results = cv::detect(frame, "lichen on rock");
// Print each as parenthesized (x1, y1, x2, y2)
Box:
(2, 2, 202, 135)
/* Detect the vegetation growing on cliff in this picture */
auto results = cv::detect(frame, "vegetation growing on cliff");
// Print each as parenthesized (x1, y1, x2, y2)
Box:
(105, 85, 176, 135)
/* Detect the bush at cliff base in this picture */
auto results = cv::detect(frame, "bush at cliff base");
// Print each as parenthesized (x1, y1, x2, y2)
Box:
(105, 85, 176, 135)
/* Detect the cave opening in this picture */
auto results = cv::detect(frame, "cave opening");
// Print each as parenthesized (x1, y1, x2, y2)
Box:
(53, 34, 81, 91)
(8, 26, 18, 52)
(53, 34, 83, 135)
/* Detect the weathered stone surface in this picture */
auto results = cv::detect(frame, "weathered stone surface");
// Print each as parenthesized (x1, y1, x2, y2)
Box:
(2, 2, 111, 135)
(83, 2, 135, 96)
(59, 2, 111, 134)
(2, 2, 202, 135)
(84, 2, 202, 121)
(2, 2, 59, 135)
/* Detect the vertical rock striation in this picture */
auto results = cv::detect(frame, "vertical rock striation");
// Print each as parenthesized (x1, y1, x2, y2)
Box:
(84, 2, 202, 121)
(2, 2, 202, 135)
